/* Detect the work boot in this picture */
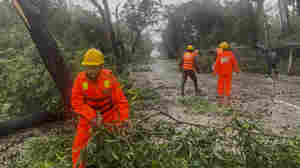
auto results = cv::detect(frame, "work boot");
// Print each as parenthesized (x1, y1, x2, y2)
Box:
(196, 89, 206, 96)
(273, 71, 279, 80)
(195, 88, 199, 96)
(265, 75, 273, 82)
(264, 74, 270, 78)
(224, 96, 232, 107)
(217, 95, 224, 107)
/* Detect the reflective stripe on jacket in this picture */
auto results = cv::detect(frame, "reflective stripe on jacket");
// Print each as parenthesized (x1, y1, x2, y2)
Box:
(182, 52, 196, 71)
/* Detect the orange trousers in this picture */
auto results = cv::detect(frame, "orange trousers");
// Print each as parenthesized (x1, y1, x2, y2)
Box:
(217, 74, 232, 97)
(72, 126, 91, 168)
(72, 124, 124, 168)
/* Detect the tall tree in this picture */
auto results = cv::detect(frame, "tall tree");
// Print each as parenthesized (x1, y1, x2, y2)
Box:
(121, 0, 162, 55)
(279, 0, 290, 34)
(256, 0, 266, 44)
(162, 0, 225, 58)
(297, 0, 300, 16)
(89, 0, 124, 73)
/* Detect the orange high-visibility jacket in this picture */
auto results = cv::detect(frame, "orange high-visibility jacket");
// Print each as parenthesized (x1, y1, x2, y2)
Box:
(71, 69, 129, 128)
(214, 50, 240, 75)
(216, 48, 223, 58)
(213, 48, 223, 71)
(182, 51, 196, 71)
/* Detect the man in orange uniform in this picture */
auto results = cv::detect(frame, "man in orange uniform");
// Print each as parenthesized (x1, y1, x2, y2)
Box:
(212, 46, 223, 72)
(213, 42, 240, 106)
(71, 48, 129, 168)
(179, 45, 200, 96)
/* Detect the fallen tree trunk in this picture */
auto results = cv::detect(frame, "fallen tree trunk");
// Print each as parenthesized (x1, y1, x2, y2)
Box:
(0, 111, 57, 137)
(0, 0, 73, 137)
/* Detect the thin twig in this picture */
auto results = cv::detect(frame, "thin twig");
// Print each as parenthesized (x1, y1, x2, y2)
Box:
(157, 109, 212, 129)
(151, 107, 296, 139)
(136, 112, 163, 124)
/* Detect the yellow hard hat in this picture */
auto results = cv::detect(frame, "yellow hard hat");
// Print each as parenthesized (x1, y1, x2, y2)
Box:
(81, 48, 104, 66)
(186, 45, 194, 51)
(219, 42, 230, 49)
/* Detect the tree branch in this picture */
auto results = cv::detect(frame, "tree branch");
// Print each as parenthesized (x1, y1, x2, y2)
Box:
(89, 0, 106, 24)
(150, 107, 294, 139)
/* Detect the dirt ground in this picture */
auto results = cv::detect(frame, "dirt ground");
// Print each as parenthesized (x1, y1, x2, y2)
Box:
(0, 121, 75, 167)
(1, 58, 300, 167)
(133, 58, 300, 136)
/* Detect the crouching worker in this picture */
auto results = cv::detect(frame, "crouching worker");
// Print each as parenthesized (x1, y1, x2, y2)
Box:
(179, 45, 200, 96)
(71, 48, 130, 168)
(213, 42, 240, 106)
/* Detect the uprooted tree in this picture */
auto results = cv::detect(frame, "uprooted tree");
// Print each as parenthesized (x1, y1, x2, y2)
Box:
(0, 0, 162, 137)
(0, 0, 73, 137)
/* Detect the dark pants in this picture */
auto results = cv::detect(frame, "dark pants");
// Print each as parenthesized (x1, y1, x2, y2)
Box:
(267, 63, 279, 76)
(265, 51, 280, 76)
(181, 70, 198, 96)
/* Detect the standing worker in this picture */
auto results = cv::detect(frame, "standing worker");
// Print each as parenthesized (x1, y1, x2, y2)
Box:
(265, 48, 280, 80)
(179, 45, 200, 96)
(212, 44, 224, 72)
(71, 48, 130, 168)
(213, 42, 240, 106)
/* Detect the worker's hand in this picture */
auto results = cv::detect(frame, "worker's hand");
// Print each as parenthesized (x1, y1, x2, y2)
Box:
(124, 120, 132, 128)
(115, 120, 132, 136)
(179, 68, 184, 73)
(235, 72, 241, 81)
(91, 117, 102, 128)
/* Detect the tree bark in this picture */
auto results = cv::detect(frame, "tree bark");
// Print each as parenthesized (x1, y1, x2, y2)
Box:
(131, 31, 141, 55)
(256, 0, 265, 43)
(298, 0, 300, 16)
(278, 0, 290, 34)
(0, 111, 57, 137)
(90, 0, 122, 73)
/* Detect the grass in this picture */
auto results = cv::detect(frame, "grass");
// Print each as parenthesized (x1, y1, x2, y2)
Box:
(222, 107, 235, 117)
(177, 96, 236, 117)
(6, 76, 300, 168)
(8, 118, 300, 168)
